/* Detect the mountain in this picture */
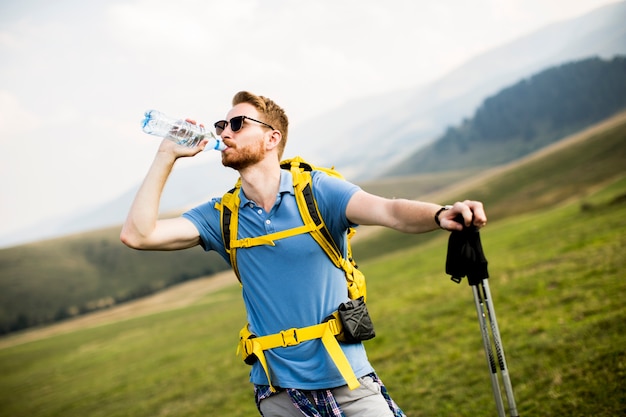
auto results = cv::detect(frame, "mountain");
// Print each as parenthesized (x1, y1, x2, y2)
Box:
(1, 0, 625, 248)
(289, 0, 626, 179)
(385, 56, 626, 176)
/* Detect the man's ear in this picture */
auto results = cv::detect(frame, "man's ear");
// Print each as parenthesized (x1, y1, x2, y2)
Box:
(266, 129, 282, 151)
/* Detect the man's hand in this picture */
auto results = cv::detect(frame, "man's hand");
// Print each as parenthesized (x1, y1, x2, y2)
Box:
(439, 200, 487, 231)
(157, 118, 208, 157)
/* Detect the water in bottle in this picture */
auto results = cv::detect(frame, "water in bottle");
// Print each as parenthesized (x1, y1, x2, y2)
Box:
(141, 110, 226, 151)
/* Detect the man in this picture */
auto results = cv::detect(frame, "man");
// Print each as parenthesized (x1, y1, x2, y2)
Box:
(121, 91, 487, 416)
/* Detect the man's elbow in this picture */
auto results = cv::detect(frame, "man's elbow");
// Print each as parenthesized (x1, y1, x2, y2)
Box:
(120, 228, 146, 250)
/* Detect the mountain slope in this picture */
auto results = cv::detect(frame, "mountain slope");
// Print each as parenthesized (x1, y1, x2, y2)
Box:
(385, 56, 626, 176)
(1, 111, 624, 336)
(353, 110, 626, 260)
(290, 1, 626, 179)
(1, 124, 625, 417)
(0, 227, 229, 334)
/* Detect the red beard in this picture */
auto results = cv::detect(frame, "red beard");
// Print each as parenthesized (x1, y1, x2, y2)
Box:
(221, 139, 266, 171)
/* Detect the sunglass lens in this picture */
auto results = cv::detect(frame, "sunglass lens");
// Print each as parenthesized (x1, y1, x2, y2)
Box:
(230, 116, 245, 132)
(214, 116, 247, 135)
(214, 120, 227, 135)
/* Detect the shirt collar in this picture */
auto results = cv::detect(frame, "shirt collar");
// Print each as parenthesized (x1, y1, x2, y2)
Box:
(238, 169, 294, 208)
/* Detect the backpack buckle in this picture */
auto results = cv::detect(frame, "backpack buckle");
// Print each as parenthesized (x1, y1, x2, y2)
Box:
(280, 328, 299, 347)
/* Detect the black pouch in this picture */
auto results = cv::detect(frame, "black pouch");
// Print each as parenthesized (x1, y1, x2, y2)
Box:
(335, 296, 376, 343)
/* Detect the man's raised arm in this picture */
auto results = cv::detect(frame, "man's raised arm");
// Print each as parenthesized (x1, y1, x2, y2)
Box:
(120, 138, 206, 250)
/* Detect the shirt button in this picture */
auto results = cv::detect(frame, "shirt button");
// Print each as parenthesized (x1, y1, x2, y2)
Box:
(257, 209, 262, 215)
(265, 219, 271, 225)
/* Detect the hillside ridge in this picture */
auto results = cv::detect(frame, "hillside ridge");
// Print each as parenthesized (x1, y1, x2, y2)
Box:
(357, 109, 626, 212)
(0, 270, 237, 349)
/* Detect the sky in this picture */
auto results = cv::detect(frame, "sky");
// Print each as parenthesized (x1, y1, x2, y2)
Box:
(0, 0, 621, 242)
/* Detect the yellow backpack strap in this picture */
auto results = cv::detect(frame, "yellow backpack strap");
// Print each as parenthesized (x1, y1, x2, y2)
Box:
(229, 224, 318, 249)
(236, 318, 359, 392)
(283, 158, 343, 264)
(282, 158, 367, 302)
(215, 180, 243, 283)
(216, 158, 367, 300)
(215, 176, 320, 282)
(223, 157, 367, 391)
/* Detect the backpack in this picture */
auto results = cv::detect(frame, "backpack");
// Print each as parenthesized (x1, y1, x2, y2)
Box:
(215, 156, 367, 302)
(213, 156, 370, 391)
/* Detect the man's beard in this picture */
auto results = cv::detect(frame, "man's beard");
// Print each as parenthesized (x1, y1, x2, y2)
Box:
(221, 139, 265, 171)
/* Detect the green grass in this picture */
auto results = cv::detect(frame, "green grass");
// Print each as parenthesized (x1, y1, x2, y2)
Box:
(0, 225, 229, 333)
(1, 116, 625, 416)
(353, 115, 626, 261)
(0, 290, 250, 417)
(362, 177, 626, 416)
(1, 176, 624, 416)
(2, 114, 624, 335)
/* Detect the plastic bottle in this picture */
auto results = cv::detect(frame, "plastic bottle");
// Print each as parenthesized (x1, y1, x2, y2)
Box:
(141, 110, 226, 151)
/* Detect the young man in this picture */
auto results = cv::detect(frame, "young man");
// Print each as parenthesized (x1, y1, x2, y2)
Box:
(121, 91, 487, 416)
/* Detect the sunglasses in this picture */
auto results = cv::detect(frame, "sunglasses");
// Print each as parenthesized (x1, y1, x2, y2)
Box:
(213, 115, 274, 135)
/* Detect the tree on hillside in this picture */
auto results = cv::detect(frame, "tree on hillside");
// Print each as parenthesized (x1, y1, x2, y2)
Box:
(389, 55, 626, 175)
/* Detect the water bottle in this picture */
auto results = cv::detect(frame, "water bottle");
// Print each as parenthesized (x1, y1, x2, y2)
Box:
(141, 110, 227, 151)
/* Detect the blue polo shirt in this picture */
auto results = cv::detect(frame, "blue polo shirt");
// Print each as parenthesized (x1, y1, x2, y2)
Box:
(183, 169, 374, 389)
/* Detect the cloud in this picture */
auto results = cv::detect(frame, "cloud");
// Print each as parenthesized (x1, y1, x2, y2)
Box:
(108, 1, 216, 51)
(0, 0, 620, 241)
(0, 91, 39, 136)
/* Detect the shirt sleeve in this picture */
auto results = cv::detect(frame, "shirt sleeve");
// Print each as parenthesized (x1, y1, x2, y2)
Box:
(182, 198, 229, 261)
(310, 170, 361, 238)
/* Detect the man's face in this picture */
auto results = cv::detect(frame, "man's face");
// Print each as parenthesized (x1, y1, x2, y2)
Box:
(219, 103, 269, 171)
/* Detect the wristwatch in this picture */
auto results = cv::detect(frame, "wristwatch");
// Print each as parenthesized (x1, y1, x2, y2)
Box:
(434, 205, 453, 227)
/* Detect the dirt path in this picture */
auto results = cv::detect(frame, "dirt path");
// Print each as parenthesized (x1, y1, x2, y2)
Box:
(0, 270, 238, 349)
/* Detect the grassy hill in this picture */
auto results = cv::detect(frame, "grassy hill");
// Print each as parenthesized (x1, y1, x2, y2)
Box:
(0, 226, 229, 334)
(3, 57, 625, 335)
(0, 110, 624, 416)
(0, 107, 625, 337)
(354, 111, 626, 260)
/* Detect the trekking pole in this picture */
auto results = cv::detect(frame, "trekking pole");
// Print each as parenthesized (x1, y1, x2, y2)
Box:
(472, 283, 506, 417)
(445, 221, 519, 417)
(481, 279, 519, 417)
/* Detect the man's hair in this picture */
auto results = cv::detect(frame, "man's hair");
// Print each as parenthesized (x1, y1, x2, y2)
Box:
(232, 91, 289, 159)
